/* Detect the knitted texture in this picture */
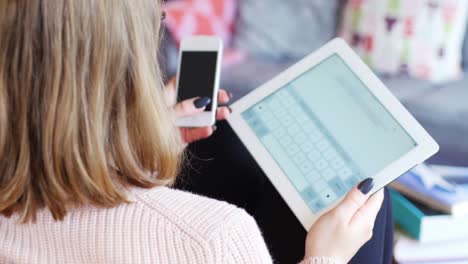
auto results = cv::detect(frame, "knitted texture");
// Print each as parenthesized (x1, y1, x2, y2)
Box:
(300, 256, 342, 264)
(0, 187, 337, 263)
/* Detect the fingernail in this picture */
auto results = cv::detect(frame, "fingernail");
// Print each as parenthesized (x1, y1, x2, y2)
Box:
(357, 178, 374, 194)
(194, 97, 211, 109)
(227, 106, 233, 113)
(212, 125, 217, 131)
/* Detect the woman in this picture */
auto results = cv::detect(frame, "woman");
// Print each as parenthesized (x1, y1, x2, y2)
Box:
(0, 1, 383, 263)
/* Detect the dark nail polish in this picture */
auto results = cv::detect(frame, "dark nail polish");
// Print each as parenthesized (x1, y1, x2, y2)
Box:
(358, 178, 374, 194)
(194, 97, 211, 109)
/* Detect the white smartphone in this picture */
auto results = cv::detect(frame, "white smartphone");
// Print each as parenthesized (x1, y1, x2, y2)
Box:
(175, 36, 223, 127)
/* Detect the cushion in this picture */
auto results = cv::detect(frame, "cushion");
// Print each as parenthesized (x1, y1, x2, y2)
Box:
(464, 23, 468, 70)
(233, 0, 341, 61)
(164, 0, 237, 46)
(340, 0, 468, 82)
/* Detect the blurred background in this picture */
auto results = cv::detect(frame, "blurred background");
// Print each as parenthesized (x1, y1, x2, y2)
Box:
(160, 1, 468, 263)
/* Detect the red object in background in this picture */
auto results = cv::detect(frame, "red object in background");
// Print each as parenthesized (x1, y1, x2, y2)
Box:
(404, 18, 414, 37)
(164, 0, 237, 46)
(442, 4, 457, 24)
(364, 35, 374, 52)
(351, 0, 363, 9)
(164, 0, 246, 67)
(415, 64, 431, 79)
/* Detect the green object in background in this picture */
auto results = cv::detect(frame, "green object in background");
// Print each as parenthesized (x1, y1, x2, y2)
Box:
(400, 39, 410, 61)
(390, 189, 423, 240)
(351, 9, 362, 29)
(387, 0, 400, 12)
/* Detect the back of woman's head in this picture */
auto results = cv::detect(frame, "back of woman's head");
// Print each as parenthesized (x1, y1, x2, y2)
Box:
(0, 0, 183, 222)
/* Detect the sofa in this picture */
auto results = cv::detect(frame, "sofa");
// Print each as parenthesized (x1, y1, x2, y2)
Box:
(161, 0, 468, 166)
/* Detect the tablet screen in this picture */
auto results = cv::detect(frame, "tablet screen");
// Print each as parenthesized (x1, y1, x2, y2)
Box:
(241, 54, 417, 213)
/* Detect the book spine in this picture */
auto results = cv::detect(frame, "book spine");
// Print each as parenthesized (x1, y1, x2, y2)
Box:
(390, 190, 423, 239)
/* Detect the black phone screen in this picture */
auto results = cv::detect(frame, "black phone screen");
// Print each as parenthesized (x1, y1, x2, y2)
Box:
(177, 51, 218, 111)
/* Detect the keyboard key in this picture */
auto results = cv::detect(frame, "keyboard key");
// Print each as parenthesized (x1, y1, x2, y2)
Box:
(287, 124, 301, 135)
(282, 115, 295, 126)
(273, 106, 287, 118)
(285, 144, 300, 155)
(293, 109, 309, 121)
(301, 186, 318, 202)
(261, 111, 275, 123)
(255, 103, 267, 112)
(323, 148, 338, 161)
(307, 150, 321, 161)
(279, 135, 293, 147)
(280, 95, 295, 106)
(267, 120, 280, 130)
(303, 123, 318, 133)
(301, 142, 316, 153)
(299, 162, 314, 174)
(242, 110, 256, 120)
(266, 97, 281, 109)
(313, 159, 328, 171)
(328, 177, 347, 196)
(315, 140, 331, 152)
(320, 168, 336, 180)
(273, 128, 287, 139)
(249, 118, 270, 137)
(293, 152, 308, 165)
(290, 106, 303, 117)
(276, 89, 290, 99)
(294, 132, 308, 144)
(329, 157, 345, 170)
(345, 175, 361, 188)
(305, 169, 321, 182)
(254, 125, 270, 138)
(319, 188, 338, 203)
(338, 167, 353, 178)
(308, 198, 326, 213)
(309, 131, 323, 142)
(312, 179, 327, 191)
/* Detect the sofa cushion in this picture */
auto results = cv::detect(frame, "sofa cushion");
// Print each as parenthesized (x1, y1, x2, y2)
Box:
(221, 59, 296, 101)
(339, 0, 468, 82)
(233, 0, 340, 61)
(464, 23, 468, 70)
(379, 75, 468, 163)
(400, 76, 468, 164)
(164, 0, 237, 46)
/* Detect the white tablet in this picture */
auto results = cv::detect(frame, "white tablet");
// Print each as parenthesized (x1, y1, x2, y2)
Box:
(227, 38, 439, 230)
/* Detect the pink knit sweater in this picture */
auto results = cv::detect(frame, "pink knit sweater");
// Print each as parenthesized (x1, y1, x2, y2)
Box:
(0, 187, 338, 263)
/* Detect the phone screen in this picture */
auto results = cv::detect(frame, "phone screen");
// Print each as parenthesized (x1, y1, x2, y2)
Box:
(177, 51, 218, 111)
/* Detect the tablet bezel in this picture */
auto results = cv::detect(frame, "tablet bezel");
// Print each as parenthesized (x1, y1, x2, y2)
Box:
(227, 38, 439, 229)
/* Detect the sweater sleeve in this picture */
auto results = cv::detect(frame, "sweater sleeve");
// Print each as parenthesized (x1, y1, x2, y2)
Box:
(209, 209, 272, 264)
(299, 257, 342, 264)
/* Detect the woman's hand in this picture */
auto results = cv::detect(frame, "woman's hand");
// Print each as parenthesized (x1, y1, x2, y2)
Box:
(165, 77, 232, 144)
(304, 178, 384, 264)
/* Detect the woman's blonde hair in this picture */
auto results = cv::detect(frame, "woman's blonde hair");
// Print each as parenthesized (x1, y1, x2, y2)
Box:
(0, 0, 183, 222)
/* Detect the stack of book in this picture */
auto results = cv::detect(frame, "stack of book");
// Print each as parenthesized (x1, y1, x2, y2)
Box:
(390, 164, 468, 264)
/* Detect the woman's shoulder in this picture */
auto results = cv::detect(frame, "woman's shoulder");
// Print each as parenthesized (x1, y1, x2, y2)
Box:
(131, 186, 255, 239)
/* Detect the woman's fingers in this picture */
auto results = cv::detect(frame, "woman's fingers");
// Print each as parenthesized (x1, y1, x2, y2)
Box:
(180, 126, 215, 144)
(174, 97, 210, 118)
(349, 189, 384, 229)
(216, 106, 231, 120)
(218, 89, 232, 105)
(332, 178, 374, 224)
